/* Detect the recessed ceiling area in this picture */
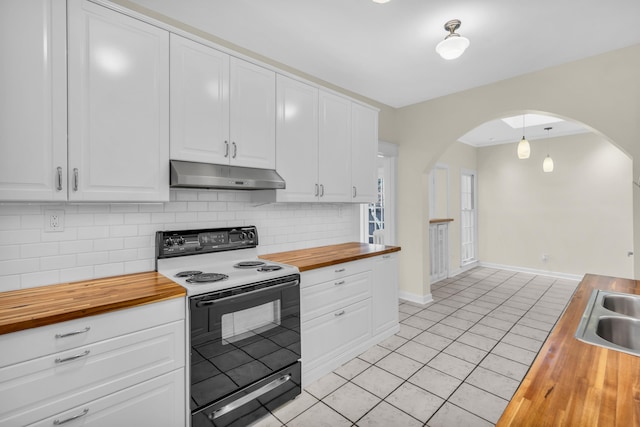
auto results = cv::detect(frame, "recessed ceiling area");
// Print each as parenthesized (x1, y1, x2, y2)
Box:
(458, 114, 590, 147)
(119, 0, 640, 108)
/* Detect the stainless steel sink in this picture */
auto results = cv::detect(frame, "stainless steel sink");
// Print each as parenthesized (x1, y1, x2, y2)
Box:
(575, 290, 640, 357)
(602, 294, 640, 317)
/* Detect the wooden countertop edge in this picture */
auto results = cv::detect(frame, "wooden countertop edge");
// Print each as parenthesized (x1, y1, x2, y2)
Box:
(497, 273, 640, 426)
(429, 218, 454, 224)
(259, 242, 401, 272)
(0, 272, 185, 336)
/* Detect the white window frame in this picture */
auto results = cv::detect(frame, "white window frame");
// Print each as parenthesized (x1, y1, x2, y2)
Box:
(361, 141, 397, 245)
(460, 168, 478, 265)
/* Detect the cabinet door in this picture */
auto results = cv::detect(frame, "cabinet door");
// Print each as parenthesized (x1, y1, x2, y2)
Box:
(351, 103, 378, 203)
(0, 0, 66, 201)
(229, 57, 276, 169)
(275, 75, 319, 202)
(318, 91, 351, 202)
(372, 254, 399, 335)
(67, 0, 169, 201)
(170, 34, 230, 164)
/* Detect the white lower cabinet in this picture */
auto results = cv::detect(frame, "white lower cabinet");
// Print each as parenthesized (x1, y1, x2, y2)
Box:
(0, 298, 186, 427)
(300, 254, 399, 386)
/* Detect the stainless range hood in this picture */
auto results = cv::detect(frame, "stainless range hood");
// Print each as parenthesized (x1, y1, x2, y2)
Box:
(170, 160, 286, 190)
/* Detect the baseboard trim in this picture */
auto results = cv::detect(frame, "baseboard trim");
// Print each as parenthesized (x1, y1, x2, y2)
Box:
(478, 262, 584, 281)
(449, 260, 479, 278)
(399, 290, 434, 305)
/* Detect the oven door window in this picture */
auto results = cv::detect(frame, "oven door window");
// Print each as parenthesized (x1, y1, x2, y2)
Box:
(189, 279, 300, 412)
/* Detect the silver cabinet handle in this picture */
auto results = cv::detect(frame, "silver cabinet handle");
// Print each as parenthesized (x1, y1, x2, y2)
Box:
(232, 142, 237, 158)
(314, 183, 319, 197)
(55, 350, 90, 364)
(53, 409, 89, 425)
(55, 327, 90, 339)
(335, 268, 346, 273)
(73, 168, 79, 191)
(353, 186, 357, 198)
(334, 280, 346, 286)
(56, 167, 63, 191)
(334, 310, 346, 317)
(319, 184, 324, 197)
(224, 141, 229, 158)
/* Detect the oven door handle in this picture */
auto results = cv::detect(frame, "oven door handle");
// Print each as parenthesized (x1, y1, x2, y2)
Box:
(209, 374, 292, 420)
(194, 279, 299, 307)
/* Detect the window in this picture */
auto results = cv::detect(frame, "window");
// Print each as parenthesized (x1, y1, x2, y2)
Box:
(361, 142, 397, 245)
(461, 170, 477, 264)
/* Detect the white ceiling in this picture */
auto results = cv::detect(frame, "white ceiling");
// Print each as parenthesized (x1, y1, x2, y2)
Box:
(124, 0, 640, 109)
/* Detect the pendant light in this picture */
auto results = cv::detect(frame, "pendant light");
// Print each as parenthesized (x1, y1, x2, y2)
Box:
(517, 115, 530, 159)
(543, 127, 554, 172)
(436, 20, 470, 60)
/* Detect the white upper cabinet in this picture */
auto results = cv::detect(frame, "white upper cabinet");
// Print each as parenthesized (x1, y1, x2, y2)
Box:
(318, 91, 352, 202)
(0, 0, 67, 201)
(170, 34, 229, 165)
(170, 35, 276, 170)
(229, 57, 276, 169)
(351, 103, 378, 203)
(67, 0, 170, 201)
(275, 75, 319, 202)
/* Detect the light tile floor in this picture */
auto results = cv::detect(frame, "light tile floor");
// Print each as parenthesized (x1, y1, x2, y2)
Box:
(254, 267, 579, 427)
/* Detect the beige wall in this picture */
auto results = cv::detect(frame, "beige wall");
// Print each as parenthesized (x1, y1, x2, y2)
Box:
(478, 133, 633, 278)
(394, 44, 640, 298)
(432, 142, 478, 274)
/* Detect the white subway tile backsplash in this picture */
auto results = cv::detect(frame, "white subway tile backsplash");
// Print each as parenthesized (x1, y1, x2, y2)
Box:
(0, 189, 359, 290)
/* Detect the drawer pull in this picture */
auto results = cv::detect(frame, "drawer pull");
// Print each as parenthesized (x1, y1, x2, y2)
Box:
(53, 408, 89, 425)
(55, 327, 90, 339)
(334, 310, 346, 317)
(55, 350, 90, 364)
(334, 280, 346, 286)
(334, 268, 346, 273)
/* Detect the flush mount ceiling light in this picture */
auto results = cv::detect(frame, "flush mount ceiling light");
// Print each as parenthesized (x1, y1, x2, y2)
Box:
(372, 0, 391, 3)
(435, 19, 470, 60)
(517, 115, 531, 159)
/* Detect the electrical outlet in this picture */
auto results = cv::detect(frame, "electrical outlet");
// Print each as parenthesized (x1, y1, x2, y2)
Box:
(45, 210, 64, 232)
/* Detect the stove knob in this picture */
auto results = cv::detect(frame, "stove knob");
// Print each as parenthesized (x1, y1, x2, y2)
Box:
(165, 238, 174, 247)
(177, 237, 185, 246)
(240, 232, 247, 240)
(247, 231, 255, 240)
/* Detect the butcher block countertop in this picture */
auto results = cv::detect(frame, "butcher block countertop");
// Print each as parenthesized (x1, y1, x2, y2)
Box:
(498, 274, 640, 426)
(0, 272, 185, 336)
(259, 242, 401, 272)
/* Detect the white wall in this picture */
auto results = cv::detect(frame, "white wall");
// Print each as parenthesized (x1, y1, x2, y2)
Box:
(394, 44, 640, 299)
(0, 190, 359, 292)
(477, 133, 633, 278)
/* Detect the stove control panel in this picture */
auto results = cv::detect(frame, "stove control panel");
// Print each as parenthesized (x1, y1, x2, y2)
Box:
(156, 226, 258, 258)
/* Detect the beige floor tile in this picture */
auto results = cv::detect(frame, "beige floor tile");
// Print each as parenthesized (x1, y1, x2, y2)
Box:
(334, 357, 371, 380)
(413, 330, 453, 351)
(305, 372, 347, 399)
(323, 382, 381, 422)
(466, 366, 520, 401)
(401, 315, 436, 330)
(479, 353, 529, 381)
(395, 340, 439, 364)
(352, 365, 404, 398)
(443, 341, 488, 364)
(396, 323, 423, 339)
(408, 365, 462, 399)
(386, 382, 444, 423)
(287, 402, 351, 427)
(449, 383, 508, 424)
(376, 351, 423, 379)
(427, 402, 493, 427)
(358, 344, 391, 364)
(456, 331, 498, 352)
(428, 353, 476, 380)
(356, 401, 423, 427)
(378, 334, 408, 350)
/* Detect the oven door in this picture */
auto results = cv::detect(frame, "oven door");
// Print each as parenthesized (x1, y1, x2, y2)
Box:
(189, 274, 301, 418)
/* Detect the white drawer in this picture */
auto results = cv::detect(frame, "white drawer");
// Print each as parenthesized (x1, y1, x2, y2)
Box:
(301, 270, 371, 321)
(302, 299, 371, 372)
(28, 369, 185, 427)
(0, 320, 185, 426)
(0, 298, 185, 368)
(301, 258, 371, 288)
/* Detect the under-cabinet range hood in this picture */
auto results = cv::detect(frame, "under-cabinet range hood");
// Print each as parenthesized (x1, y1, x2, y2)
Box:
(170, 160, 286, 190)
